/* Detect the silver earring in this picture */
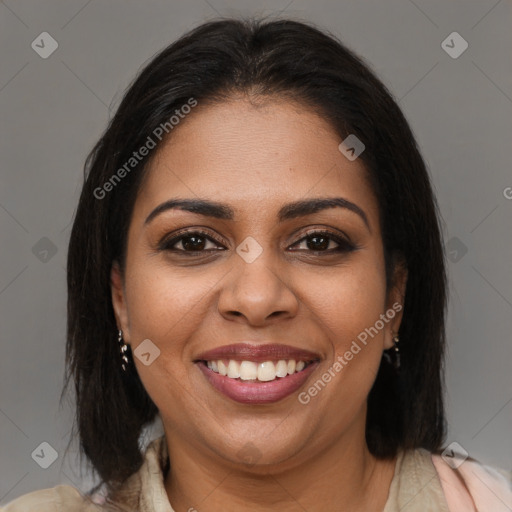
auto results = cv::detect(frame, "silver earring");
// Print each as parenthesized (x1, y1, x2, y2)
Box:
(118, 329, 130, 371)
(391, 333, 400, 370)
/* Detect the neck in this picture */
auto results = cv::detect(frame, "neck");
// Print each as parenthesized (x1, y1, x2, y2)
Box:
(163, 414, 397, 512)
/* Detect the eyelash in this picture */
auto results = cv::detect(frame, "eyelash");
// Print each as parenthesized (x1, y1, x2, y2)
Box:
(158, 228, 357, 256)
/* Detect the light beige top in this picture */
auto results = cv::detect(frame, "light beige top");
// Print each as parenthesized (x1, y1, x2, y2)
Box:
(2, 435, 510, 511)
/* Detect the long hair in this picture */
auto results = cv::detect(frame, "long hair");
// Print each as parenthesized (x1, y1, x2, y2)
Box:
(62, 16, 447, 494)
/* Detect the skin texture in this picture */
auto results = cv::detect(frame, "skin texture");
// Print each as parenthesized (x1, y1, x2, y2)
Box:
(111, 95, 408, 512)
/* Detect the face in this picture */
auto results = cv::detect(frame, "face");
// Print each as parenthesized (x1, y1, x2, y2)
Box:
(111, 96, 406, 469)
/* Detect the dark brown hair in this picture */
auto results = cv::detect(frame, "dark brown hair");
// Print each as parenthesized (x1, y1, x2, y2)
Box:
(62, 16, 447, 496)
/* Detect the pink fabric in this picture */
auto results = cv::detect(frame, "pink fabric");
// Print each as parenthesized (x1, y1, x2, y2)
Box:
(90, 494, 107, 505)
(432, 454, 477, 511)
(432, 454, 512, 512)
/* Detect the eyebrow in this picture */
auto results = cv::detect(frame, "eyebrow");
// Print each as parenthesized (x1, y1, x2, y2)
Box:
(144, 197, 370, 231)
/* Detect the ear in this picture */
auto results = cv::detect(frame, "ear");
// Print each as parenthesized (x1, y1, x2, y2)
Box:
(111, 261, 130, 343)
(383, 257, 408, 350)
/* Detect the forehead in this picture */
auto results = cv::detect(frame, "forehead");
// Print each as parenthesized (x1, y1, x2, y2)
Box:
(135, 97, 379, 225)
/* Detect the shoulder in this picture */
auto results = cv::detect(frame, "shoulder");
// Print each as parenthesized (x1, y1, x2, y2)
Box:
(0, 484, 104, 512)
(391, 447, 511, 511)
(431, 452, 512, 512)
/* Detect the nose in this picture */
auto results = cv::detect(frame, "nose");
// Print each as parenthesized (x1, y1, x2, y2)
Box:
(217, 253, 299, 326)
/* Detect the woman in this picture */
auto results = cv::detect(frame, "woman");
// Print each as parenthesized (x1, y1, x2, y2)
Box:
(3, 17, 510, 512)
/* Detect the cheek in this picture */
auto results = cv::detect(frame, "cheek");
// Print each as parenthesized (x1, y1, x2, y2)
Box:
(301, 264, 389, 429)
(122, 261, 216, 415)
(309, 258, 388, 409)
(316, 260, 388, 349)
(123, 260, 215, 357)
(318, 263, 388, 401)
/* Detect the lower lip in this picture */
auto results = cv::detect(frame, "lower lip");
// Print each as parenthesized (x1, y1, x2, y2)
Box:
(197, 361, 319, 404)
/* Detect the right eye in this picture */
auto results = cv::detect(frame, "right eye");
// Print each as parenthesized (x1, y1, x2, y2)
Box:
(159, 230, 225, 254)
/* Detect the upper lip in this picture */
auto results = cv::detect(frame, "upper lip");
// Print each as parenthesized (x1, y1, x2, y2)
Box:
(194, 343, 321, 363)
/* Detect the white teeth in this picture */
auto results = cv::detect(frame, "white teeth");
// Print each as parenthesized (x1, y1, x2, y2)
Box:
(227, 360, 240, 378)
(257, 361, 276, 382)
(206, 359, 310, 381)
(218, 360, 227, 376)
(239, 361, 258, 380)
(275, 360, 288, 378)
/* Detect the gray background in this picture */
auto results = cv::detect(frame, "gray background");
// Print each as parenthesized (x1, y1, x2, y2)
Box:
(1, 0, 511, 504)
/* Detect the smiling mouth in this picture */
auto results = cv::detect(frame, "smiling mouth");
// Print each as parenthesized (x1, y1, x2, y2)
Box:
(194, 343, 322, 404)
(196, 358, 320, 404)
(199, 358, 318, 382)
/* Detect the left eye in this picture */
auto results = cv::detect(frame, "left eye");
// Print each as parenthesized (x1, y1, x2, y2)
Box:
(290, 231, 354, 252)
